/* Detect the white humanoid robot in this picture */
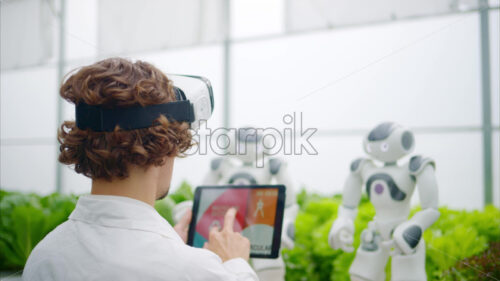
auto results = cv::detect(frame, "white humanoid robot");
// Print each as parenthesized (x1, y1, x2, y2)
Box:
(174, 127, 298, 281)
(328, 122, 439, 281)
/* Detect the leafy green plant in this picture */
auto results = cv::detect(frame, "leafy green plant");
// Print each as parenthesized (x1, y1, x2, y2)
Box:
(154, 180, 194, 225)
(0, 190, 77, 270)
(0, 182, 194, 270)
(155, 196, 176, 225)
(284, 189, 500, 281)
(423, 205, 500, 280)
(441, 241, 500, 280)
(168, 181, 194, 204)
(1, 185, 498, 280)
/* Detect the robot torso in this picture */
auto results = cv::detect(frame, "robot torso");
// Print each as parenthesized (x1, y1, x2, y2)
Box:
(356, 159, 417, 238)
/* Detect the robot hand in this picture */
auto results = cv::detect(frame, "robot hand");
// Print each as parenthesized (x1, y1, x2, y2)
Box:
(359, 221, 380, 251)
(328, 216, 355, 252)
(392, 220, 423, 255)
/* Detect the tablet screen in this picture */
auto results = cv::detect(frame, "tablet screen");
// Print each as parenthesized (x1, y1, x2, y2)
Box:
(188, 185, 285, 258)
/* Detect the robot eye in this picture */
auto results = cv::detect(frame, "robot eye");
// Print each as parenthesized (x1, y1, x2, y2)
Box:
(380, 142, 389, 152)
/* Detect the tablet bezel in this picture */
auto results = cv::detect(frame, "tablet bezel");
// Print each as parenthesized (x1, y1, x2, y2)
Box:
(187, 184, 286, 259)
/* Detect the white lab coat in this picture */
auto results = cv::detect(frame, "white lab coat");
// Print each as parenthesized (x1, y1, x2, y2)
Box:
(23, 195, 258, 281)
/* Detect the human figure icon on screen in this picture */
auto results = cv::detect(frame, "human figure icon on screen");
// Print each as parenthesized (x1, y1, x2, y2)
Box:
(254, 199, 264, 218)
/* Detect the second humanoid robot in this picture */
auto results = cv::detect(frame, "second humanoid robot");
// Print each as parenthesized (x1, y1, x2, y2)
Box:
(328, 122, 439, 281)
(174, 127, 298, 281)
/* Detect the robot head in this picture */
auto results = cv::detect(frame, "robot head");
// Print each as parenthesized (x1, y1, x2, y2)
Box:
(228, 127, 267, 164)
(363, 122, 415, 163)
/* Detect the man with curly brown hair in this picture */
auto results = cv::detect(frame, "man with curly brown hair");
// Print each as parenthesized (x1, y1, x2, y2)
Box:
(23, 58, 258, 281)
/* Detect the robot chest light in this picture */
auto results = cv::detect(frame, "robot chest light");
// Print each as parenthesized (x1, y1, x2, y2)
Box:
(365, 173, 407, 201)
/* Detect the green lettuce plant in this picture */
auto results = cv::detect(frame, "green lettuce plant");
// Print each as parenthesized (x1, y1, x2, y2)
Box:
(1, 185, 498, 280)
(168, 181, 194, 204)
(284, 189, 500, 281)
(0, 182, 193, 270)
(154, 181, 194, 225)
(0, 190, 77, 270)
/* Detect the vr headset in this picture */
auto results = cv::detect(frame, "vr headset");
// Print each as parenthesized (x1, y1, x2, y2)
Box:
(76, 74, 214, 131)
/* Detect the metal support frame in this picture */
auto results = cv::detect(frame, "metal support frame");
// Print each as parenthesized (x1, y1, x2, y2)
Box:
(3, 1, 495, 201)
(222, 0, 231, 129)
(55, 0, 66, 193)
(479, 0, 493, 205)
(479, 0, 493, 206)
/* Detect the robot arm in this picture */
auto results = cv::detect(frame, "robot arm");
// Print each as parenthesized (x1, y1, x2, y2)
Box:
(328, 158, 372, 252)
(268, 158, 298, 249)
(393, 156, 440, 255)
(269, 158, 295, 207)
(281, 204, 299, 249)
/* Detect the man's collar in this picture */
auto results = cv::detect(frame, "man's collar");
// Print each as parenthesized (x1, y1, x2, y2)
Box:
(69, 195, 184, 243)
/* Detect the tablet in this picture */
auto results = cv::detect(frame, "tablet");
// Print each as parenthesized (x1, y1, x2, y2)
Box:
(187, 185, 286, 259)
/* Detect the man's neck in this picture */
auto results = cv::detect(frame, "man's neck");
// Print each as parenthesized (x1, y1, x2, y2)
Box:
(91, 167, 159, 207)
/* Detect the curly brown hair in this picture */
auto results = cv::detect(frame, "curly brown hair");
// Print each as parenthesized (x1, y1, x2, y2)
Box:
(58, 57, 193, 180)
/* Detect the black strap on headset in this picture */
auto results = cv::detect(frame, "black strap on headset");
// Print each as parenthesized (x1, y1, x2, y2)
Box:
(76, 101, 195, 132)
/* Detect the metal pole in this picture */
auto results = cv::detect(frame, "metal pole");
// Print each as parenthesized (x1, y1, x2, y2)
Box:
(284, 0, 290, 32)
(478, 0, 493, 206)
(222, 0, 231, 128)
(55, 0, 66, 193)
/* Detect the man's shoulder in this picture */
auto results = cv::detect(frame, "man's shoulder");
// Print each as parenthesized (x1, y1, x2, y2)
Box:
(23, 219, 237, 281)
(23, 221, 75, 280)
(34, 220, 75, 250)
(26, 220, 76, 262)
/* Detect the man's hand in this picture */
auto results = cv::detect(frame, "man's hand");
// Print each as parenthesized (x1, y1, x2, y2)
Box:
(203, 208, 251, 262)
(174, 209, 192, 243)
